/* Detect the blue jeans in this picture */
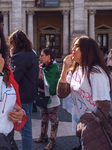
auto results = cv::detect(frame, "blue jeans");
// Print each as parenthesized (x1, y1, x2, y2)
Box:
(20, 102, 33, 150)
(80, 139, 83, 150)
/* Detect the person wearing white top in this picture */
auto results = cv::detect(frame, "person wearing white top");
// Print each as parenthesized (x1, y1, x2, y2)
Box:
(0, 25, 27, 150)
(57, 36, 111, 150)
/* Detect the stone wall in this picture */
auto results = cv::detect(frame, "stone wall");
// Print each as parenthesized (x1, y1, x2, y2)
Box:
(85, 0, 112, 2)
(96, 15, 112, 27)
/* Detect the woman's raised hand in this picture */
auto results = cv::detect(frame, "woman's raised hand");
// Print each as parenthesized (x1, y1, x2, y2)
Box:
(59, 54, 73, 83)
(63, 54, 73, 70)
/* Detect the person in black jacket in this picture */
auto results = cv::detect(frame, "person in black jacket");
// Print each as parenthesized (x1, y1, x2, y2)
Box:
(8, 30, 39, 150)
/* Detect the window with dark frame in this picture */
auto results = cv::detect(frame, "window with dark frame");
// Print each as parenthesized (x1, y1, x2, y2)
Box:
(97, 34, 108, 54)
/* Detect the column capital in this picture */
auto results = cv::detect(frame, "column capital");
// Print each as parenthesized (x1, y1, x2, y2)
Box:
(27, 11, 34, 15)
(62, 10, 69, 15)
(68, 0, 73, 3)
(89, 9, 96, 15)
(2, 11, 8, 15)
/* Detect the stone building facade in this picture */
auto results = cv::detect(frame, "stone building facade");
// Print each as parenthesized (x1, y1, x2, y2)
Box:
(0, 0, 112, 57)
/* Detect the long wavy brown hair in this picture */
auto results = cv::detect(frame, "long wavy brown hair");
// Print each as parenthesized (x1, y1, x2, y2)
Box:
(8, 30, 32, 53)
(70, 35, 111, 86)
(0, 26, 10, 78)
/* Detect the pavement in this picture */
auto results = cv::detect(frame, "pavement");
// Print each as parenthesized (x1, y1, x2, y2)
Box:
(14, 102, 80, 150)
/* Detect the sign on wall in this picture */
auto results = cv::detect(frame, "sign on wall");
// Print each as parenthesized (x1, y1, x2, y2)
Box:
(35, 0, 60, 7)
(45, 0, 60, 7)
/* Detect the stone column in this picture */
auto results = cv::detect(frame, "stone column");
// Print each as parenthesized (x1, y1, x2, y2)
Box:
(10, 0, 22, 33)
(89, 9, 96, 39)
(62, 10, 69, 57)
(33, 14, 38, 52)
(22, 9, 26, 33)
(2, 11, 8, 39)
(73, 0, 85, 37)
(27, 11, 34, 44)
(69, 0, 74, 39)
(84, 9, 88, 35)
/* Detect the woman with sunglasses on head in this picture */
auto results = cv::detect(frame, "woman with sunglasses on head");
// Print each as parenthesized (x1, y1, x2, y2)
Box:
(34, 48, 60, 150)
(0, 26, 27, 149)
(57, 36, 112, 150)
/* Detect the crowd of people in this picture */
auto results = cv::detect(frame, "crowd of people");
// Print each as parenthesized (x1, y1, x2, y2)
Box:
(0, 24, 112, 150)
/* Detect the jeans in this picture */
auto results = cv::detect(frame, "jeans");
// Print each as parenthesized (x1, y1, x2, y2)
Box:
(80, 139, 83, 150)
(20, 102, 33, 150)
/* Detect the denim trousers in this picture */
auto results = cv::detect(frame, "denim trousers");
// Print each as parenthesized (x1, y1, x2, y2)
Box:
(20, 102, 33, 150)
(80, 139, 83, 150)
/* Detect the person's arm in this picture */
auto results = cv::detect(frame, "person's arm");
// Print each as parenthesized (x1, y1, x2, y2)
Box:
(96, 100, 111, 118)
(57, 55, 73, 98)
(8, 72, 27, 131)
(0, 54, 4, 99)
(57, 82, 70, 98)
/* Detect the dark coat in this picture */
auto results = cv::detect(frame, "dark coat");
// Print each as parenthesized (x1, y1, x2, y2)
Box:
(11, 50, 39, 104)
(76, 110, 112, 150)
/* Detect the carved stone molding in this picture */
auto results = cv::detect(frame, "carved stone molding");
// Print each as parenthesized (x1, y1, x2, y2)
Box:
(62, 10, 69, 15)
(2, 11, 8, 15)
(89, 9, 96, 15)
(27, 11, 34, 15)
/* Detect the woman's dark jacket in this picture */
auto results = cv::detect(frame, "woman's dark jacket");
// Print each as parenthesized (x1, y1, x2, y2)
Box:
(76, 110, 112, 150)
(11, 50, 39, 104)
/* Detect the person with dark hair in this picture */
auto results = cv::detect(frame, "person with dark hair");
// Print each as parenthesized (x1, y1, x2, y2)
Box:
(107, 49, 112, 115)
(107, 48, 112, 71)
(34, 48, 60, 150)
(57, 36, 112, 150)
(8, 30, 39, 150)
(104, 51, 109, 64)
(0, 27, 27, 149)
